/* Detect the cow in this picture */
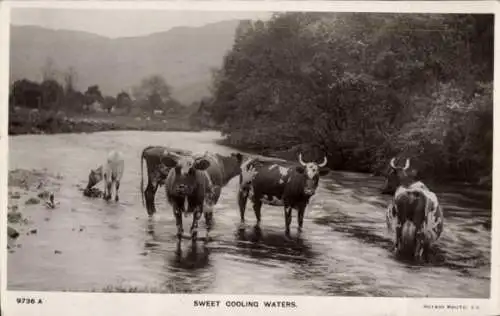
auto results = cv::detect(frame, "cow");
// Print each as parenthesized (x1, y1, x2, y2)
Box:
(238, 153, 329, 238)
(160, 150, 244, 241)
(385, 157, 444, 261)
(381, 157, 418, 195)
(140, 146, 192, 216)
(84, 150, 125, 202)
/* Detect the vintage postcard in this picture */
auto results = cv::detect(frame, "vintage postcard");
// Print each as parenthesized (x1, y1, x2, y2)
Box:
(0, 1, 499, 316)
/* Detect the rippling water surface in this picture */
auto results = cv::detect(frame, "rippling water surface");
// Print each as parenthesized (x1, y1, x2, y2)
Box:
(7, 131, 492, 297)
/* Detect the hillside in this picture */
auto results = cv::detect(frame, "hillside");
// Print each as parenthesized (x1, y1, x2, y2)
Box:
(9, 20, 240, 104)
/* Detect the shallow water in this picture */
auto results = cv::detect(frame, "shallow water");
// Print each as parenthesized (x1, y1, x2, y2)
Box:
(7, 131, 492, 297)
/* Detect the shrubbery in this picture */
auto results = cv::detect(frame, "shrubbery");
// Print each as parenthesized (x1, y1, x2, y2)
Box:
(204, 13, 493, 183)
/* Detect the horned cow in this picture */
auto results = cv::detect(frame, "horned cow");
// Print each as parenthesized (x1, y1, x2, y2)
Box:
(238, 153, 329, 238)
(385, 157, 444, 261)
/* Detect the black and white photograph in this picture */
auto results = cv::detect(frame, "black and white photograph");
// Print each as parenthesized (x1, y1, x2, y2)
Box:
(1, 1, 498, 315)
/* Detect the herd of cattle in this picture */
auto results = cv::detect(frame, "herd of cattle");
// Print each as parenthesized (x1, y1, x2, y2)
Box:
(82, 146, 444, 262)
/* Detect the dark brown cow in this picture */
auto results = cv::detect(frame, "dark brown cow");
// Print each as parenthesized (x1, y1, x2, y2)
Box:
(238, 153, 329, 238)
(140, 146, 192, 216)
(385, 157, 444, 261)
(161, 151, 244, 241)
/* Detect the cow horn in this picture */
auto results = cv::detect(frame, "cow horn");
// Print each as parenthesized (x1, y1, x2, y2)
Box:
(241, 158, 252, 171)
(389, 157, 397, 169)
(318, 156, 328, 168)
(404, 158, 411, 170)
(298, 153, 306, 166)
(164, 150, 181, 159)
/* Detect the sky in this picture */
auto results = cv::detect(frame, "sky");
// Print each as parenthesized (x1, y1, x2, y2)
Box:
(10, 8, 273, 38)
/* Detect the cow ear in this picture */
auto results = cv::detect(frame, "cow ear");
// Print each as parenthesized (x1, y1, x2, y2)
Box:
(194, 158, 210, 171)
(319, 168, 329, 176)
(295, 166, 305, 174)
(161, 156, 178, 168)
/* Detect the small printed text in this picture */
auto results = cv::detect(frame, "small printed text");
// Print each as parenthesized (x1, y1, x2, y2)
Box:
(194, 300, 297, 308)
(16, 297, 44, 304)
(423, 304, 481, 311)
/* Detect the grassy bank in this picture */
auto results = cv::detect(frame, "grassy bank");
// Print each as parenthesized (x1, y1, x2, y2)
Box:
(9, 108, 201, 135)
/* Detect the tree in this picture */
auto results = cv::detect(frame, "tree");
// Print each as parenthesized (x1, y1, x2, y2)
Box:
(84, 85, 104, 109)
(10, 79, 42, 109)
(116, 91, 133, 114)
(64, 90, 86, 113)
(102, 96, 116, 113)
(40, 79, 64, 109)
(132, 75, 172, 113)
(206, 13, 493, 182)
(41, 57, 58, 81)
(63, 67, 78, 94)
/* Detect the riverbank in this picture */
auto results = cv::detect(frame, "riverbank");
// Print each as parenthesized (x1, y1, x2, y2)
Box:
(6, 168, 63, 252)
(216, 138, 493, 192)
(8, 108, 202, 135)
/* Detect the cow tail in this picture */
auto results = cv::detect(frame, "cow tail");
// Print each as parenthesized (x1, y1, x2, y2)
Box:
(401, 220, 417, 255)
(140, 149, 146, 207)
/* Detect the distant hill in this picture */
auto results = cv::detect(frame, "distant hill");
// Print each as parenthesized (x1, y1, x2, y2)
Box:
(9, 20, 240, 105)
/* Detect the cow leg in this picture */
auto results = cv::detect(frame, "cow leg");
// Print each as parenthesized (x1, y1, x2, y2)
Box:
(102, 179, 108, 200)
(415, 231, 430, 262)
(102, 182, 107, 200)
(395, 224, 402, 254)
(204, 205, 214, 241)
(106, 181, 113, 201)
(422, 242, 431, 262)
(173, 206, 184, 239)
(145, 180, 159, 216)
(190, 206, 203, 242)
(237, 189, 249, 229)
(297, 206, 305, 234)
(252, 200, 262, 229)
(284, 207, 293, 238)
(115, 180, 120, 202)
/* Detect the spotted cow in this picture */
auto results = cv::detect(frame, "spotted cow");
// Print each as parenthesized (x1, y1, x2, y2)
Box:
(385, 157, 444, 261)
(238, 153, 329, 237)
(161, 151, 244, 241)
(140, 146, 192, 215)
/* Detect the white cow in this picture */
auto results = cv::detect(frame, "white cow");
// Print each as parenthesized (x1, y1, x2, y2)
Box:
(84, 150, 125, 202)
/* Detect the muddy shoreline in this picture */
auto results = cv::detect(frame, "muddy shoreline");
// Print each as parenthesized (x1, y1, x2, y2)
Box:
(7, 169, 64, 251)
(8, 109, 202, 136)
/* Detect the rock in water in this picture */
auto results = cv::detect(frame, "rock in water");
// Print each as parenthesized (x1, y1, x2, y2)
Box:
(37, 191, 52, 199)
(25, 197, 40, 205)
(8, 226, 19, 239)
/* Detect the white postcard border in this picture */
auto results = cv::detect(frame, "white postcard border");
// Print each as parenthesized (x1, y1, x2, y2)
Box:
(0, 1, 499, 316)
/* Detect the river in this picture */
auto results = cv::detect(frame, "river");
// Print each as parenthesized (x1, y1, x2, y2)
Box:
(6, 131, 492, 297)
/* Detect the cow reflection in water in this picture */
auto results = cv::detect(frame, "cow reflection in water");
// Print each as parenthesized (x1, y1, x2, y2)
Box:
(235, 226, 315, 264)
(171, 240, 211, 270)
(144, 217, 211, 271)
